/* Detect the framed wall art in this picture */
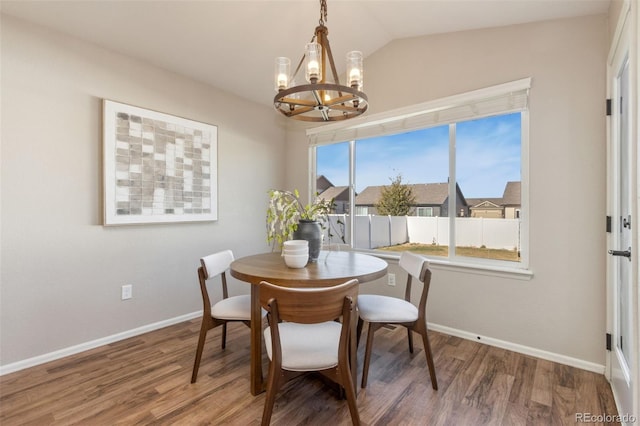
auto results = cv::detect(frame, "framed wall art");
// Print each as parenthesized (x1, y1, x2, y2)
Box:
(103, 100, 218, 225)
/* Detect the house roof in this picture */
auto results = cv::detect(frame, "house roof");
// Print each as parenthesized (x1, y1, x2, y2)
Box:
(356, 183, 463, 206)
(502, 181, 521, 206)
(316, 175, 334, 193)
(318, 186, 350, 202)
(467, 198, 504, 208)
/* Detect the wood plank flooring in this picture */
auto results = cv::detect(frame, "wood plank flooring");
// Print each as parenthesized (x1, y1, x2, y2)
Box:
(0, 319, 619, 425)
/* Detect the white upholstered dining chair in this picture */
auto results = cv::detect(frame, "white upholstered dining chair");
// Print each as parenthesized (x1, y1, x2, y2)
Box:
(357, 251, 438, 390)
(191, 249, 251, 383)
(259, 278, 361, 425)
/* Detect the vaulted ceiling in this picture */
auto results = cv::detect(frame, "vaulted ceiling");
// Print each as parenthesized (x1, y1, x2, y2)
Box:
(1, 0, 610, 107)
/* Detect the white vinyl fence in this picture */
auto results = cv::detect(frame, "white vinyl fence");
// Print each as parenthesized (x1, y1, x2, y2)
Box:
(324, 215, 520, 251)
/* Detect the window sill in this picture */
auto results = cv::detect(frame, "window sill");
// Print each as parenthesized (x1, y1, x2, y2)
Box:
(362, 251, 534, 281)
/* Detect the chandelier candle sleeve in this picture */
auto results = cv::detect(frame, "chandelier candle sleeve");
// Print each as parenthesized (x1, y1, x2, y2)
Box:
(305, 43, 322, 83)
(275, 57, 291, 91)
(346, 51, 363, 89)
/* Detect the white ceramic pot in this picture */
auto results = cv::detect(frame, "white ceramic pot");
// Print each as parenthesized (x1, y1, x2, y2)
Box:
(283, 253, 308, 268)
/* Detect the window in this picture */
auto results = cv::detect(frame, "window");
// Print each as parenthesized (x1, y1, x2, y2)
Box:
(309, 79, 530, 271)
(416, 207, 434, 217)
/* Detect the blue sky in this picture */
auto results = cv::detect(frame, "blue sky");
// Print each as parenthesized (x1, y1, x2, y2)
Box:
(316, 113, 521, 198)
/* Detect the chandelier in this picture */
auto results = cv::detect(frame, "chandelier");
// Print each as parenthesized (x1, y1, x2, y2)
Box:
(273, 0, 368, 122)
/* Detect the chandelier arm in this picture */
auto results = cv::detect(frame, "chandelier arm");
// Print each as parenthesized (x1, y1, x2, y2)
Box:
(322, 34, 342, 88)
(323, 94, 361, 107)
(286, 106, 315, 117)
(327, 104, 360, 112)
(310, 89, 323, 105)
(310, 89, 330, 120)
(292, 54, 306, 83)
(277, 97, 318, 107)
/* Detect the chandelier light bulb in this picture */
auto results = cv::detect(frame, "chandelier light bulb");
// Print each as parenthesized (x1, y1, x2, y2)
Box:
(308, 61, 320, 79)
(349, 68, 360, 84)
(277, 73, 288, 89)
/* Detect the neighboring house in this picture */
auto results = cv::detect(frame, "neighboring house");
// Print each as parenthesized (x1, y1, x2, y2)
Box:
(317, 185, 350, 214)
(502, 181, 522, 219)
(316, 175, 334, 194)
(466, 182, 521, 219)
(355, 182, 469, 217)
(467, 198, 505, 218)
(316, 175, 351, 214)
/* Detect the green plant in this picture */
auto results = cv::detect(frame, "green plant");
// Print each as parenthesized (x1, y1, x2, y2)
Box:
(266, 189, 335, 248)
(375, 173, 416, 216)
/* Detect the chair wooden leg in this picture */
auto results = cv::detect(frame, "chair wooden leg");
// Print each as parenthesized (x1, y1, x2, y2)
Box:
(220, 322, 228, 349)
(361, 322, 378, 389)
(407, 328, 414, 353)
(191, 324, 208, 384)
(356, 317, 364, 347)
(420, 329, 438, 390)
(349, 322, 357, 392)
(340, 359, 361, 425)
(261, 363, 282, 426)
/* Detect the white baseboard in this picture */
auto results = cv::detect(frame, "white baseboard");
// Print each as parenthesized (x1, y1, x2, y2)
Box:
(0, 311, 202, 376)
(428, 322, 605, 374)
(1, 314, 605, 377)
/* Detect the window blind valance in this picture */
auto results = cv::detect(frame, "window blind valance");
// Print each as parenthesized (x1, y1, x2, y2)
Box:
(307, 78, 531, 146)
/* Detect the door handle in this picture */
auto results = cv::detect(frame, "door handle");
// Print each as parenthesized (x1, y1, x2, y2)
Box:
(608, 247, 631, 259)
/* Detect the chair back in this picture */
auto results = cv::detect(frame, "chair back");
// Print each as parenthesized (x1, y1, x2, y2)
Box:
(259, 279, 359, 325)
(200, 249, 234, 280)
(399, 251, 429, 282)
(399, 251, 432, 314)
(198, 250, 235, 315)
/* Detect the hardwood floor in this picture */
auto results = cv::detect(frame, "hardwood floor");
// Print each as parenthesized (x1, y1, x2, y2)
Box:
(0, 319, 619, 425)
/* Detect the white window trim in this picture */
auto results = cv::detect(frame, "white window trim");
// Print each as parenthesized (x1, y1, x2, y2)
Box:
(309, 78, 532, 277)
(307, 78, 531, 145)
(371, 250, 533, 280)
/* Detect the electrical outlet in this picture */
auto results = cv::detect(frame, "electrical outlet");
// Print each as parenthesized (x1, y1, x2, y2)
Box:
(121, 284, 133, 300)
(387, 273, 396, 286)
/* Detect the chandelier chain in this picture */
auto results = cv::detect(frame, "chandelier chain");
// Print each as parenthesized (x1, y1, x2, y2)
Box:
(319, 0, 327, 26)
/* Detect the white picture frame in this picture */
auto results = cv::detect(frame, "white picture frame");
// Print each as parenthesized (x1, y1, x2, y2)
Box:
(103, 100, 218, 225)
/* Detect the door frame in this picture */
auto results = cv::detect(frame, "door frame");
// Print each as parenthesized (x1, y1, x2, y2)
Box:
(606, 0, 639, 422)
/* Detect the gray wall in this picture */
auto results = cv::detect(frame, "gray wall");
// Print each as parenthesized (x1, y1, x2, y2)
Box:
(1, 15, 284, 365)
(1, 12, 609, 370)
(287, 15, 608, 366)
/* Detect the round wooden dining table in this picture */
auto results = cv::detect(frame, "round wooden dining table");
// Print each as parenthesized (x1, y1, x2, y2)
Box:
(230, 250, 388, 395)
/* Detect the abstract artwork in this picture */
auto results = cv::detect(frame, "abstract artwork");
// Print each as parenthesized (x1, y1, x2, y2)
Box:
(103, 100, 217, 225)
